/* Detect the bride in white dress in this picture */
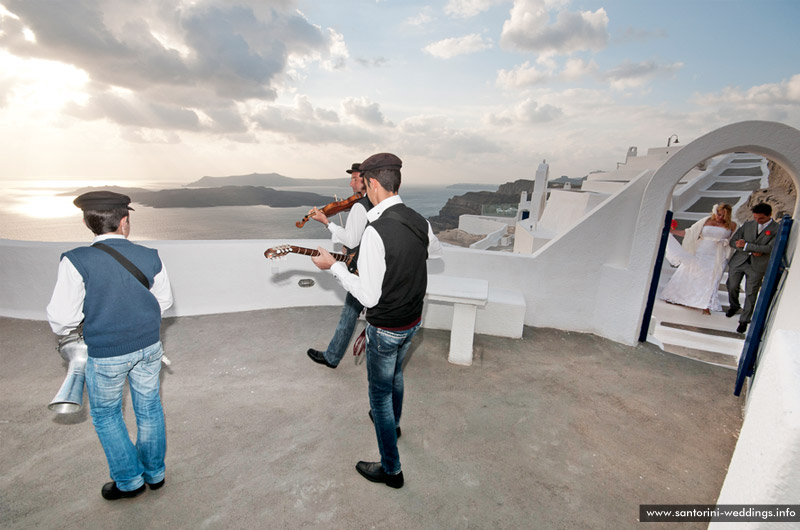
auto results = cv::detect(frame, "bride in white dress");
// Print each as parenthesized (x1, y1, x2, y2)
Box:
(660, 203, 737, 314)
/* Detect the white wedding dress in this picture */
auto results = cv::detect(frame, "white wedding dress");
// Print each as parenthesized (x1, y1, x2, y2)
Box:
(660, 225, 733, 312)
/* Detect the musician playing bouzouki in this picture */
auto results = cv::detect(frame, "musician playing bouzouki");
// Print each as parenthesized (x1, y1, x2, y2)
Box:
(311, 153, 443, 489)
(304, 162, 373, 368)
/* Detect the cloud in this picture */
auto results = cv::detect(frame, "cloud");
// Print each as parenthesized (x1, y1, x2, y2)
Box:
(321, 29, 349, 70)
(488, 97, 563, 125)
(120, 128, 181, 144)
(342, 96, 392, 127)
(444, 0, 506, 18)
(354, 56, 388, 68)
(498, 56, 675, 91)
(602, 60, 683, 90)
(496, 61, 551, 89)
(0, 0, 344, 134)
(252, 95, 377, 145)
(424, 34, 493, 59)
(0, 69, 17, 108)
(398, 114, 502, 157)
(692, 74, 800, 107)
(406, 7, 435, 26)
(496, 57, 598, 89)
(64, 91, 202, 131)
(561, 57, 598, 81)
(500, 0, 608, 54)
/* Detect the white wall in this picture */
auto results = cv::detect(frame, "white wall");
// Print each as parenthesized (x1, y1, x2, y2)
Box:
(457, 215, 514, 233)
(709, 332, 800, 526)
(457, 215, 511, 250)
(0, 238, 349, 321)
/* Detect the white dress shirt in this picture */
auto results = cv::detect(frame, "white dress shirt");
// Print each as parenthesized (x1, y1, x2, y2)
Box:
(327, 201, 369, 248)
(329, 195, 443, 309)
(46, 234, 173, 335)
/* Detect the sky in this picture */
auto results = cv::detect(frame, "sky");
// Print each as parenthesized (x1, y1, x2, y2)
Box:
(1, 0, 799, 186)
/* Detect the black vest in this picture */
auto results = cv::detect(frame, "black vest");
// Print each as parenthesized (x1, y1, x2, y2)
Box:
(366, 203, 429, 328)
(344, 196, 373, 273)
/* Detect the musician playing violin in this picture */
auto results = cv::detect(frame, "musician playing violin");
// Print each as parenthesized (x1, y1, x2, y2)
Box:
(305, 162, 373, 368)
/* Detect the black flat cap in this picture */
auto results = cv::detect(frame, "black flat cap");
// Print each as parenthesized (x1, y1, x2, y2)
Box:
(346, 163, 360, 174)
(73, 191, 134, 211)
(359, 153, 402, 173)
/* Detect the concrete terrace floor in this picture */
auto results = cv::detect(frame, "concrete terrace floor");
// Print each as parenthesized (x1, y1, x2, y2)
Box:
(1, 307, 744, 530)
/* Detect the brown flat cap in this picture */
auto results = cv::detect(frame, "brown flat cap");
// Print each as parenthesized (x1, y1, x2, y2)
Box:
(346, 163, 360, 174)
(73, 191, 134, 211)
(359, 153, 402, 173)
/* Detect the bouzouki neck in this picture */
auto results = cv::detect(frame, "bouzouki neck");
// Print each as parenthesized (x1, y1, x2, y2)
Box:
(264, 245, 352, 266)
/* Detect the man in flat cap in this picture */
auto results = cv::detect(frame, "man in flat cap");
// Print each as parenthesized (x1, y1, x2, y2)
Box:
(47, 191, 173, 500)
(305, 162, 372, 368)
(312, 153, 443, 488)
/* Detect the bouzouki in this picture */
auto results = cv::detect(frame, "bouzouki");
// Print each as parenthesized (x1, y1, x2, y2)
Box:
(264, 245, 358, 273)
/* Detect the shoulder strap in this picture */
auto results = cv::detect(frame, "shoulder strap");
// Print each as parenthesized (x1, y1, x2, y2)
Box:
(92, 242, 150, 289)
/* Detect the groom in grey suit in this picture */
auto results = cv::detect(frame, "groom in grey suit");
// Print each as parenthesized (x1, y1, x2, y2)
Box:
(726, 203, 779, 333)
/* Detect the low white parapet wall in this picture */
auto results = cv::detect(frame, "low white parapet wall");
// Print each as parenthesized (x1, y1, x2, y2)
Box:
(0, 238, 349, 321)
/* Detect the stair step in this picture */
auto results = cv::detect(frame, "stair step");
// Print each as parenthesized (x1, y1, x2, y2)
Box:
(660, 343, 738, 369)
(653, 324, 743, 356)
(660, 321, 743, 340)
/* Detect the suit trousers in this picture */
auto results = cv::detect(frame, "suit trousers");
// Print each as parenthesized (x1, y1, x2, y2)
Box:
(726, 262, 764, 324)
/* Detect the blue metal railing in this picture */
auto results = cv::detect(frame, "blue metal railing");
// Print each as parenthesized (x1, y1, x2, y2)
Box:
(639, 210, 673, 343)
(734, 215, 794, 396)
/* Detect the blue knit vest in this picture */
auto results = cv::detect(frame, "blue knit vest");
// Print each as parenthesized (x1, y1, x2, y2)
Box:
(63, 239, 163, 358)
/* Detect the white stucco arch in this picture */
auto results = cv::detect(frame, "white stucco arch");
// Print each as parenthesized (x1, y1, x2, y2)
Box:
(629, 121, 800, 340)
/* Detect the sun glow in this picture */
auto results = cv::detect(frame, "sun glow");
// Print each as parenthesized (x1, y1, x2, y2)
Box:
(5, 179, 139, 219)
(0, 51, 89, 111)
(9, 192, 80, 219)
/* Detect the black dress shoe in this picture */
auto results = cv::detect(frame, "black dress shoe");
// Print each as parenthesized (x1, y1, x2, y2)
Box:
(101, 481, 146, 500)
(355, 461, 404, 488)
(725, 307, 739, 318)
(147, 479, 165, 490)
(736, 322, 748, 334)
(307, 349, 336, 368)
(369, 409, 401, 438)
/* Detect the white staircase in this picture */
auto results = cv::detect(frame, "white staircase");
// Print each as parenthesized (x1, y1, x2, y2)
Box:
(647, 154, 768, 368)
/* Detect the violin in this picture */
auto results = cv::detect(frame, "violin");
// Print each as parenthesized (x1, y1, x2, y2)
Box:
(295, 192, 364, 228)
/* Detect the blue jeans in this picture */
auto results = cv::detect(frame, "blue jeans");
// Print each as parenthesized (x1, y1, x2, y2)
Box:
(85, 342, 166, 491)
(365, 322, 420, 475)
(323, 292, 364, 366)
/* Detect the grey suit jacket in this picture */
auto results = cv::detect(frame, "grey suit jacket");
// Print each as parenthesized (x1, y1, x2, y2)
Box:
(728, 219, 780, 274)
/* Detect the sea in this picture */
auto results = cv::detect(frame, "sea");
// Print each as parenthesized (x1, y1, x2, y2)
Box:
(0, 178, 477, 242)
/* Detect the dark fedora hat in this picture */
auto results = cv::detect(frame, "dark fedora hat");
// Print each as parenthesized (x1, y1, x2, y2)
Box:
(346, 163, 360, 174)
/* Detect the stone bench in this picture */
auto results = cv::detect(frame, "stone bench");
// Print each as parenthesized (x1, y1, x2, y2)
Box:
(475, 288, 526, 339)
(424, 275, 488, 366)
(423, 276, 527, 366)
